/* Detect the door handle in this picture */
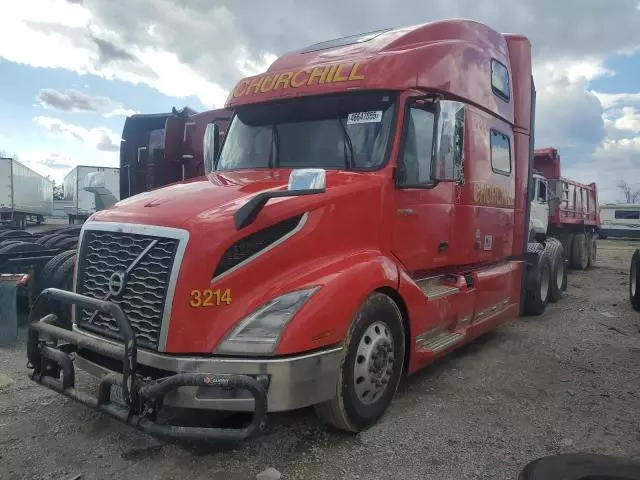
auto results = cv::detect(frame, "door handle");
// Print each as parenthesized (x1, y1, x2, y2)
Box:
(438, 241, 448, 253)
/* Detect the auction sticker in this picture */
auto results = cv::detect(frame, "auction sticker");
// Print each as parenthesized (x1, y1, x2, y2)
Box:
(347, 110, 383, 125)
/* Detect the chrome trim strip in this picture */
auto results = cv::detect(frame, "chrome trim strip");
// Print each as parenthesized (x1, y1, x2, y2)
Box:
(75, 345, 343, 412)
(212, 212, 309, 284)
(72, 221, 190, 352)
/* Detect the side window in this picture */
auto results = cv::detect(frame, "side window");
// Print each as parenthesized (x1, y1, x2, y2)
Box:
(490, 129, 511, 175)
(537, 180, 547, 202)
(614, 210, 640, 220)
(434, 101, 465, 182)
(397, 107, 435, 186)
(491, 59, 510, 102)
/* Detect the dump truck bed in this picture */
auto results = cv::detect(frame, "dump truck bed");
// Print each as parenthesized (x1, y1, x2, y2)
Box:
(534, 148, 600, 227)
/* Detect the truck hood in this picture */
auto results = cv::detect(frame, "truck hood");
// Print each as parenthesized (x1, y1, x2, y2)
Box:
(92, 169, 296, 228)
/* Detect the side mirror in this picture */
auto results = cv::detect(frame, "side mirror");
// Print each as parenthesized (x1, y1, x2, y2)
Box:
(288, 168, 326, 192)
(203, 123, 220, 175)
(431, 100, 465, 183)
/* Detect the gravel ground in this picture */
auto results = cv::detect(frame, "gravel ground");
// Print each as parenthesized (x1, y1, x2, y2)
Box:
(1, 239, 639, 480)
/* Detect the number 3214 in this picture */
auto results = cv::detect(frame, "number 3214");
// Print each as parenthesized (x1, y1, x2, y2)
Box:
(190, 288, 231, 307)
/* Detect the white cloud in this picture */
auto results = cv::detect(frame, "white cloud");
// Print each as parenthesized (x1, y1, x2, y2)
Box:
(612, 107, 640, 132)
(591, 92, 640, 109)
(36, 88, 136, 117)
(33, 116, 121, 152)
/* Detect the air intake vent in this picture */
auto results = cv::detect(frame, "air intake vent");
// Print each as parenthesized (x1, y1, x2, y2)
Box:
(214, 214, 305, 278)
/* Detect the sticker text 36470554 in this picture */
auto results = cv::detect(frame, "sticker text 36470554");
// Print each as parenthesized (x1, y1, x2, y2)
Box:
(190, 289, 232, 307)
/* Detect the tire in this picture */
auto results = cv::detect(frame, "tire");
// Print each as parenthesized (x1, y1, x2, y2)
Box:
(0, 241, 45, 255)
(47, 254, 76, 328)
(519, 453, 640, 480)
(49, 235, 75, 248)
(543, 239, 566, 302)
(35, 233, 60, 246)
(0, 230, 32, 240)
(35, 249, 77, 295)
(630, 249, 640, 311)
(314, 292, 405, 432)
(524, 253, 552, 315)
(587, 235, 597, 268)
(0, 240, 23, 249)
(43, 234, 68, 248)
(55, 237, 78, 250)
(570, 233, 588, 270)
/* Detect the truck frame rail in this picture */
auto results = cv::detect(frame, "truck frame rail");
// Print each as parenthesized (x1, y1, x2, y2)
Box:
(27, 288, 268, 441)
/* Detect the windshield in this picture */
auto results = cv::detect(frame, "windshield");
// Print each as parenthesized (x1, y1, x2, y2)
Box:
(216, 91, 397, 171)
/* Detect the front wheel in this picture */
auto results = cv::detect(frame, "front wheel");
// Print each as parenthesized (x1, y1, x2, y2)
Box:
(314, 292, 405, 432)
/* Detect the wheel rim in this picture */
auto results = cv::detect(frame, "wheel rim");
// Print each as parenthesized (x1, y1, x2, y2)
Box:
(353, 321, 395, 405)
(632, 261, 637, 297)
(540, 265, 550, 303)
(556, 257, 565, 289)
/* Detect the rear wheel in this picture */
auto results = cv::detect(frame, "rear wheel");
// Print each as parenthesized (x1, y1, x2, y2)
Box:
(587, 235, 597, 268)
(314, 292, 405, 432)
(524, 253, 552, 315)
(570, 233, 589, 270)
(630, 249, 640, 311)
(544, 239, 566, 302)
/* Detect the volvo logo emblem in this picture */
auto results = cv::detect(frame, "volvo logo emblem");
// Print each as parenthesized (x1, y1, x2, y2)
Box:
(108, 271, 126, 297)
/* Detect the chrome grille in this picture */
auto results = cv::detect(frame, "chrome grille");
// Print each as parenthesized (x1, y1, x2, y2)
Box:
(75, 229, 179, 350)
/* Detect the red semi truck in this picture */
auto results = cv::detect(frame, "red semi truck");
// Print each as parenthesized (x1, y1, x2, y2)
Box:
(531, 148, 600, 270)
(119, 107, 232, 199)
(28, 19, 569, 440)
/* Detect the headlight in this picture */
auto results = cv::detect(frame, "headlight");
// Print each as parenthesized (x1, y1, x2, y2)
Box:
(216, 287, 319, 355)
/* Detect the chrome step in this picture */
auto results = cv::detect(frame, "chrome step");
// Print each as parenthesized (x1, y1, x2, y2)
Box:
(417, 275, 460, 300)
(415, 330, 465, 353)
(422, 284, 459, 300)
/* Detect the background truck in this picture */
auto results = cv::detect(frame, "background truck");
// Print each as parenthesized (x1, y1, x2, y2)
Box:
(27, 19, 573, 441)
(530, 147, 600, 270)
(0, 157, 53, 229)
(119, 107, 232, 200)
(63, 166, 120, 224)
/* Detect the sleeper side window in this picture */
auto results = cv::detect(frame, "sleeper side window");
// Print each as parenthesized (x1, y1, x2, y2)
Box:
(491, 59, 510, 102)
(490, 129, 511, 175)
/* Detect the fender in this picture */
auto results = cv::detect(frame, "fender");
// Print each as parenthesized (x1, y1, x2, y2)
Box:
(276, 250, 399, 355)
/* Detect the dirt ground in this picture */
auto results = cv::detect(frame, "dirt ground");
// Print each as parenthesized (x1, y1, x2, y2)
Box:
(1, 239, 639, 480)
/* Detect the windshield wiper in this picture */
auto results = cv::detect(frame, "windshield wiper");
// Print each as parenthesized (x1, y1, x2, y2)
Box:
(337, 117, 354, 170)
(268, 123, 280, 168)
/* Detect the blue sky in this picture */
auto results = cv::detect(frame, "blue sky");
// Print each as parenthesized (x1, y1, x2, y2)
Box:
(0, 58, 208, 182)
(1, 0, 639, 203)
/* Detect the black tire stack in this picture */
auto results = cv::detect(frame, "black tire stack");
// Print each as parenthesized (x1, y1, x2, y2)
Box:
(1, 225, 83, 329)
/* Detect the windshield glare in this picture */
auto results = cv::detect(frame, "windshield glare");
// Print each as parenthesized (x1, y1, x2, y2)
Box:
(216, 92, 397, 171)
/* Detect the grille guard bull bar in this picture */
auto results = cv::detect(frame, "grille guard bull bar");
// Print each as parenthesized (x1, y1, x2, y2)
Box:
(26, 288, 268, 442)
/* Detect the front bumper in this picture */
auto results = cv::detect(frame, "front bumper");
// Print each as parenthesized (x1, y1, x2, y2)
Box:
(27, 288, 342, 441)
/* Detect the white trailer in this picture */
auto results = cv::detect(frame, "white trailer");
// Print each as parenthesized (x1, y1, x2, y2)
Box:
(63, 166, 120, 224)
(599, 203, 640, 239)
(0, 157, 53, 228)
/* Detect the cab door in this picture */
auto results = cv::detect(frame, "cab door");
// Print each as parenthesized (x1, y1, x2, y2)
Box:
(391, 100, 464, 273)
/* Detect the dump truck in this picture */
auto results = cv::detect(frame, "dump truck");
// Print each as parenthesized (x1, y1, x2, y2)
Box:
(0, 157, 53, 228)
(531, 148, 600, 270)
(62, 166, 120, 224)
(120, 107, 232, 200)
(28, 19, 568, 441)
